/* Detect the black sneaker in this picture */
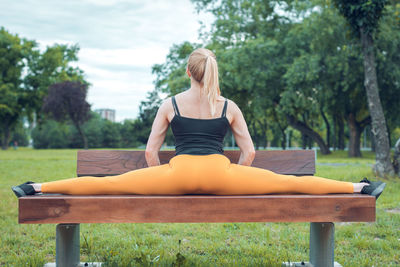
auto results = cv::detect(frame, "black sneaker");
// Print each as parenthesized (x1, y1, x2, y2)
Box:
(12, 181, 36, 198)
(360, 178, 386, 200)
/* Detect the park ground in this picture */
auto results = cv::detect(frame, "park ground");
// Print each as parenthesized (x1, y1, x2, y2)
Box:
(1, 148, 399, 266)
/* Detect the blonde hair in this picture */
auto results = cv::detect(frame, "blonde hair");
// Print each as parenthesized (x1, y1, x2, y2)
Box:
(187, 48, 220, 116)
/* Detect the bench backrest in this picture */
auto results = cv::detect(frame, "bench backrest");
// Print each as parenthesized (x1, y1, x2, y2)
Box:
(77, 150, 315, 177)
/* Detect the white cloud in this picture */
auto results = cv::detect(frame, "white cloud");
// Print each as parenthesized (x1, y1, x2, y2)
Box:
(82, 0, 132, 6)
(79, 47, 169, 68)
(0, 0, 214, 121)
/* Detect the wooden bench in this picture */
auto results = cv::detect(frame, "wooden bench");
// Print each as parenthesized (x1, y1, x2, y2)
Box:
(18, 150, 375, 267)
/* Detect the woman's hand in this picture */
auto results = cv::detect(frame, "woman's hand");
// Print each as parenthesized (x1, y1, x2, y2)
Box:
(145, 100, 171, 167)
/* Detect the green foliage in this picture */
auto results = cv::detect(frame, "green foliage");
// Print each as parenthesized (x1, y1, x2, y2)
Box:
(23, 43, 85, 121)
(79, 112, 105, 148)
(152, 42, 196, 95)
(102, 120, 122, 148)
(0, 27, 84, 150)
(31, 120, 70, 149)
(135, 90, 175, 146)
(192, 0, 287, 44)
(31, 113, 122, 149)
(42, 81, 91, 148)
(120, 119, 142, 148)
(375, 2, 400, 133)
(333, 0, 388, 35)
(10, 119, 29, 147)
(0, 27, 34, 149)
(333, 0, 397, 172)
(29, 107, 175, 149)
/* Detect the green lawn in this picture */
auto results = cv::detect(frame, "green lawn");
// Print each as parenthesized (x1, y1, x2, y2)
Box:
(1, 148, 399, 266)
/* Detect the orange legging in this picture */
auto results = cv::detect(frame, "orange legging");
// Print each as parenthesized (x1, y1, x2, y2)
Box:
(42, 154, 354, 195)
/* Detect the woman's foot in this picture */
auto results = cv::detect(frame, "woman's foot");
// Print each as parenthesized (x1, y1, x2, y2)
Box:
(12, 181, 36, 198)
(359, 178, 386, 200)
(353, 182, 369, 193)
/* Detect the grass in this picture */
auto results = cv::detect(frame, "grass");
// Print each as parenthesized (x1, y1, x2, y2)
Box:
(1, 148, 399, 266)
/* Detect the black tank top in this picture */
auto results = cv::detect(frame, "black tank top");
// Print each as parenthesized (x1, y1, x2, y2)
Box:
(170, 96, 230, 155)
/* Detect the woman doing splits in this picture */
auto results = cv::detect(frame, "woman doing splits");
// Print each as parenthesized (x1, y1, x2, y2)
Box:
(12, 48, 385, 198)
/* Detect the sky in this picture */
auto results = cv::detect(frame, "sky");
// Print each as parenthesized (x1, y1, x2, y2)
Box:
(0, 0, 213, 121)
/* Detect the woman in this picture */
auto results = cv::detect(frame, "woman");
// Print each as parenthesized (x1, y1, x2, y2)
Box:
(12, 48, 385, 198)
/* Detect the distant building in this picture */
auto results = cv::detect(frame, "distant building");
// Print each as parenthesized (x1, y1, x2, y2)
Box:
(95, 108, 116, 122)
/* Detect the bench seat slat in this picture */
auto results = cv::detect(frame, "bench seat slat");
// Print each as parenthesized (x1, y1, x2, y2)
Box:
(19, 194, 375, 224)
(77, 150, 316, 176)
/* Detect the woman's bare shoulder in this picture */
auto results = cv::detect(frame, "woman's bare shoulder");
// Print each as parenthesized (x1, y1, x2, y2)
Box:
(217, 95, 225, 102)
(219, 97, 242, 123)
(159, 97, 172, 107)
(157, 97, 173, 114)
(223, 98, 240, 112)
(173, 91, 187, 99)
(158, 97, 177, 122)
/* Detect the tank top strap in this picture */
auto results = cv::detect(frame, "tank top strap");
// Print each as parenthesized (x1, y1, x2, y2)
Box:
(221, 98, 228, 117)
(172, 96, 181, 116)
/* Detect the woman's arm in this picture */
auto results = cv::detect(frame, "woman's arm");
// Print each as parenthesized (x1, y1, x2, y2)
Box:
(229, 100, 256, 166)
(145, 100, 171, 167)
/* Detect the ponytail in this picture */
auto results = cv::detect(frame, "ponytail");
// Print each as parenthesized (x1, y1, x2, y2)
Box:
(203, 56, 220, 116)
(187, 48, 220, 117)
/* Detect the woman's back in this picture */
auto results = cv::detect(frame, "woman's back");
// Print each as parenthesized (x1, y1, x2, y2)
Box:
(170, 95, 230, 155)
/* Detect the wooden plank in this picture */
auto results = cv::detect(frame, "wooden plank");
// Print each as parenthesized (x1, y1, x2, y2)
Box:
(19, 194, 375, 224)
(77, 150, 315, 176)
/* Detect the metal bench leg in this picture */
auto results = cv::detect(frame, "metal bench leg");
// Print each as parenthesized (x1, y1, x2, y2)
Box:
(310, 222, 341, 267)
(56, 224, 80, 267)
(282, 222, 342, 267)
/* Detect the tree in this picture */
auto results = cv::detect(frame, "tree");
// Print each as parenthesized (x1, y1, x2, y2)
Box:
(136, 90, 165, 145)
(217, 39, 289, 149)
(101, 120, 122, 148)
(31, 120, 70, 148)
(0, 27, 83, 149)
(23, 43, 84, 126)
(0, 28, 34, 149)
(10, 118, 29, 147)
(120, 119, 141, 148)
(42, 81, 91, 149)
(281, 4, 374, 156)
(81, 112, 105, 148)
(333, 0, 395, 176)
(31, 112, 123, 149)
(375, 2, 400, 146)
(67, 112, 106, 148)
(152, 42, 195, 96)
(394, 137, 400, 176)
